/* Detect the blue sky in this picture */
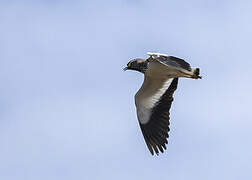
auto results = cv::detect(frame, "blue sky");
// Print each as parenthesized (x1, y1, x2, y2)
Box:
(1, 0, 252, 179)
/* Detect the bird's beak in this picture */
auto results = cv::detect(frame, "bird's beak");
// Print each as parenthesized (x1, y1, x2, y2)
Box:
(123, 67, 128, 71)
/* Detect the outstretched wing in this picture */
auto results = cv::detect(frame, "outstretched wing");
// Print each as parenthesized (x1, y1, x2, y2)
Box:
(147, 52, 192, 71)
(135, 74, 178, 155)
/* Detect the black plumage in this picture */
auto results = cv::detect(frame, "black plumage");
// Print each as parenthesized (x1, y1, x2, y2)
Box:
(156, 56, 192, 71)
(139, 78, 178, 155)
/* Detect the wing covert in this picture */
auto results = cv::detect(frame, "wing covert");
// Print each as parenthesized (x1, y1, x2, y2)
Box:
(147, 52, 191, 71)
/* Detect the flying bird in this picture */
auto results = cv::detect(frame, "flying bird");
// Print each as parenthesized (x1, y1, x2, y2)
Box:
(124, 52, 201, 155)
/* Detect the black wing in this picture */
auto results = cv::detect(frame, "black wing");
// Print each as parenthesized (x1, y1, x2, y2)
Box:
(139, 78, 178, 155)
(155, 56, 192, 71)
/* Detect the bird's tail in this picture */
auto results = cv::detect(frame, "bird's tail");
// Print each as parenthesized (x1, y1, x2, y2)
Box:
(191, 68, 202, 79)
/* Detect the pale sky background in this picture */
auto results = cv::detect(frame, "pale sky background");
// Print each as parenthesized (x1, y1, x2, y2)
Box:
(1, 0, 252, 179)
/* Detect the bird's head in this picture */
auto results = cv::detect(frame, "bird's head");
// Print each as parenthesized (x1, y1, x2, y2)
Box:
(123, 58, 148, 73)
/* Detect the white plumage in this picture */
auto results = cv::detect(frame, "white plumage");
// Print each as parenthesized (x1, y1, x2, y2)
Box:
(125, 52, 201, 155)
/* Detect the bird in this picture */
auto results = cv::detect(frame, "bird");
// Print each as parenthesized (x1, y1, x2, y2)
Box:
(124, 52, 201, 155)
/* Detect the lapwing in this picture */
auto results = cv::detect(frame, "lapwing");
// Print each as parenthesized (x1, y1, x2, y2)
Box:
(124, 52, 201, 155)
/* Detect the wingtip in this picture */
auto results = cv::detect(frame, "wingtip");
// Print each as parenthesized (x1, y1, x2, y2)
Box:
(147, 52, 168, 57)
(194, 68, 200, 76)
(147, 52, 155, 57)
(192, 68, 202, 79)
